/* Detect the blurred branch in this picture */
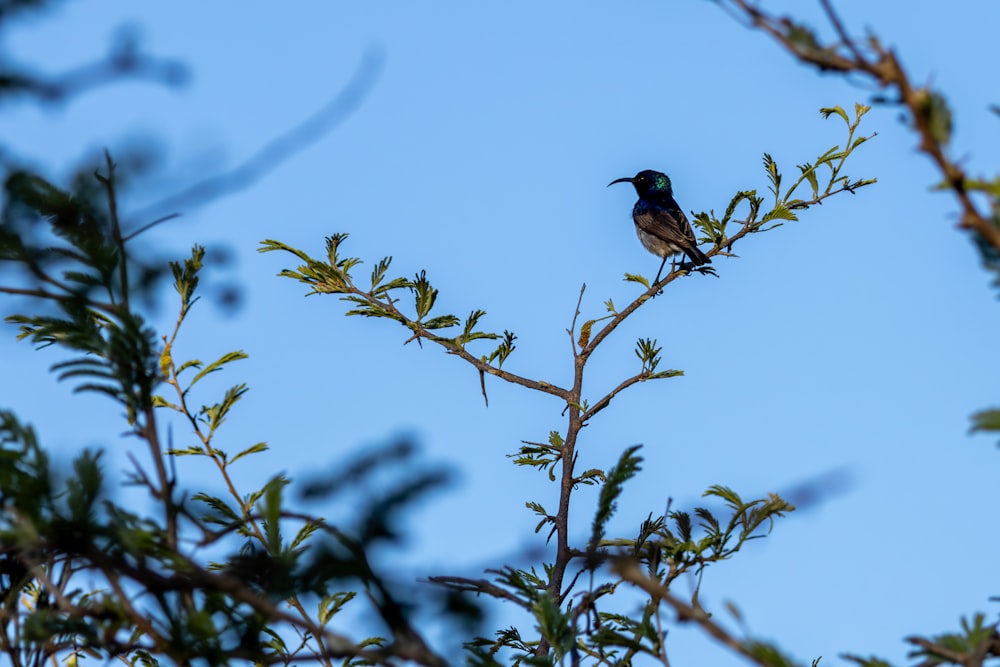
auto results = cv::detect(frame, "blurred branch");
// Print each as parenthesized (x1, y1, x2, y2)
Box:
(0, 28, 188, 105)
(128, 48, 384, 229)
(615, 558, 778, 667)
(714, 0, 1000, 258)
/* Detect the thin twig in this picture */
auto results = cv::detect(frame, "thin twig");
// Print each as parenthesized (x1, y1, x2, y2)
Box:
(583, 373, 651, 423)
(567, 283, 587, 356)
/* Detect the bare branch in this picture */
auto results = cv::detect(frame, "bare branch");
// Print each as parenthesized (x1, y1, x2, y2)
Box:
(583, 373, 652, 422)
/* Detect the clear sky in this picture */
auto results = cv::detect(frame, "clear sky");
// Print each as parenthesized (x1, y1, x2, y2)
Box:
(2, 2, 999, 666)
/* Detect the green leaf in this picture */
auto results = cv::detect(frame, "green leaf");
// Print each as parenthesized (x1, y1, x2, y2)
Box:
(259, 476, 289, 553)
(762, 205, 798, 223)
(457, 310, 501, 345)
(176, 359, 202, 376)
(192, 492, 242, 523)
(763, 153, 781, 201)
(914, 89, 953, 145)
(166, 445, 205, 456)
(462, 309, 486, 336)
(259, 238, 313, 261)
(526, 501, 554, 535)
(814, 144, 843, 166)
(704, 484, 742, 508)
(318, 592, 356, 625)
(410, 269, 438, 319)
(201, 383, 249, 437)
(744, 641, 799, 667)
(784, 22, 821, 53)
(588, 445, 643, 552)
(423, 314, 460, 330)
(799, 163, 819, 199)
(635, 337, 663, 375)
(820, 106, 850, 125)
(151, 395, 179, 410)
(576, 468, 606, 486)
(370, 256, 392, 289)
(721, 190, 758, 224)
(843, 655, 895, 667)
(483, 330, 517, 369)
(290, 519, 322, 550)
(509, 440, 560, 479)
(672, 511, 692, 542)
(228, 442, 269, 465)
(261, 627, 288, 653)
(647, 369, 683, 380)
(244, 487, 265, 509)
(970, 407, 1000, 432)
(373, 276, 411, 296)
(188, 350, 248, 390)
(694, 506, 720, 537)
(624, 273, 649, 288)
(63, 271, 104, 289)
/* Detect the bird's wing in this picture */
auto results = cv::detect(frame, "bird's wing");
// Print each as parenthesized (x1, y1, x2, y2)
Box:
(634, 200, 698, 247)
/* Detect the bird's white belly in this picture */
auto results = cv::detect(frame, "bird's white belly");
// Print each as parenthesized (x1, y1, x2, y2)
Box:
(635, 227, 682, 259)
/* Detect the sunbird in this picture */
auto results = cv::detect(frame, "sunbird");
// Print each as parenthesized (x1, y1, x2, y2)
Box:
(608, 169, 710, 284)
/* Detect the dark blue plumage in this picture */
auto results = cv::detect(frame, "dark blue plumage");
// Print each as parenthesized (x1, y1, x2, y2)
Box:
(609, 169, 710, 284)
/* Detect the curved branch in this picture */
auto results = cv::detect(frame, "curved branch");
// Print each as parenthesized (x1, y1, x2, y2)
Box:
(615, 559, 773, 667)
(127, 49, 384, 230)
(583, 372, 654, 423)
(336, 278, 571, 401)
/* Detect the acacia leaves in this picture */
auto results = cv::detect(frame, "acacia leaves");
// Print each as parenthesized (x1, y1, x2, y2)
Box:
(261, 235, 519, 373)
(692, 103, 876, 245)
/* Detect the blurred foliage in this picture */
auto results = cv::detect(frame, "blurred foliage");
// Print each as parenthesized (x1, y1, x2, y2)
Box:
(1, 158, 472, 664)
(0, 0, 187, 107)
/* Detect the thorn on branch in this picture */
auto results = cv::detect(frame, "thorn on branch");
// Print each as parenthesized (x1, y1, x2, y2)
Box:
(479, 368, 489, 407)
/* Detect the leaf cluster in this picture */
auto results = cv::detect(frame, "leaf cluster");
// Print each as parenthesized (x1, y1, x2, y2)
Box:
(691, 103, 876, 252)
(261, 235, 515, 363)
(2, 158, 166, 425)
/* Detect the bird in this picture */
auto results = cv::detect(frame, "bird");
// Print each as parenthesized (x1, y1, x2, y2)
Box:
(608, 169, 710, 285)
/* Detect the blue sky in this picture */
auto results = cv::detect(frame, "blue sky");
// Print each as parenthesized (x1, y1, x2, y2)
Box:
(2, 2, 999, 665)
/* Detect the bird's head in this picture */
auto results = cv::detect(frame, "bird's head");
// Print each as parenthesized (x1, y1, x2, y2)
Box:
(608, 169, 672, 197)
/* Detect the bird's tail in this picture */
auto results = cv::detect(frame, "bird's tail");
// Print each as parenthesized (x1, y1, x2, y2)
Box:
(685, 245, 711, 266)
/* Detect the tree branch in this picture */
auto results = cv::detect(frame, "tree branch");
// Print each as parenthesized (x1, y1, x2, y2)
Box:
(719, 0, 1000, 256)
(614, 558, 774, 667)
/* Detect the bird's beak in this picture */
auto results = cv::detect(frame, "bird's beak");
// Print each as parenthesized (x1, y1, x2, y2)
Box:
(607, 177, 634, 188)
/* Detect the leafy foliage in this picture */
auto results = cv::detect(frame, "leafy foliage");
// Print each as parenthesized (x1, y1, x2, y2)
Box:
(691, 103, 876, 251)
(0, 164, 469, 666)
